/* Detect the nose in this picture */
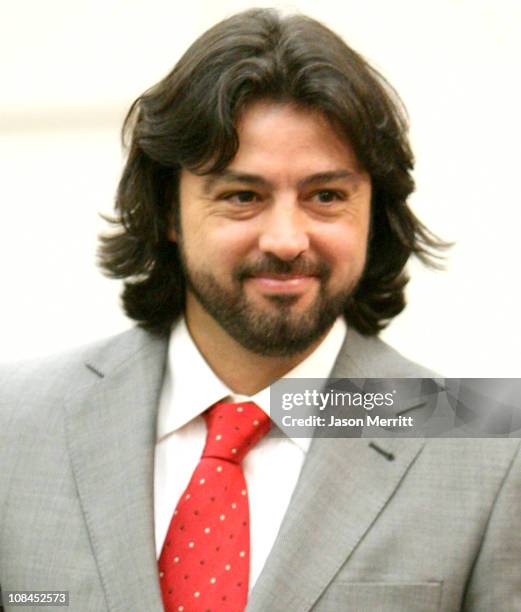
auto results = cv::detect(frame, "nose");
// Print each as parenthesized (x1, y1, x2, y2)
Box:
(258, 201, 310, 261)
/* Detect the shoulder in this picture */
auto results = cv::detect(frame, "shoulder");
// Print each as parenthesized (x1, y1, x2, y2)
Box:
(333, 326, 439, 378)
(0, 326, 166, 428)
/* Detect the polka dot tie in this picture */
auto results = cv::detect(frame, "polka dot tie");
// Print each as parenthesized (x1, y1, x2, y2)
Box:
(158, 401, 270, 612)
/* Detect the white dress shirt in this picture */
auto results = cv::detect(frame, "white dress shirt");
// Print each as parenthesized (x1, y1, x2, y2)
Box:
(154, 316, 347, 592)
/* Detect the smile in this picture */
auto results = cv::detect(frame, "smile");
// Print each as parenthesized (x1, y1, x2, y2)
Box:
(245, 275, 319, 294)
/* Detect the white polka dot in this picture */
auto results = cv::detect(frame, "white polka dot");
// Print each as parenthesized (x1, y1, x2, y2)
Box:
(231, 503, 237, 509)
(185, 494, 191, 500)
(241, 489, 246, 496)
(253, 420, 259, 426)
(159, 571, 164, 578)
(194, 591, 200, 598)
(216, 434, 222, 440)
(199, 478, 205, 485)
(204, 527, 211, 534)
(237, 407, 244, 412)
(231, 448, 237, 454)
(188, 541, 195, 548)
(210, 577, 216, 584)
(174, 556, 180, 563)
(225, 564, 231, 571)
(216, 466, 223, 472)
(178, 607, 184, 612)
(220, 514, 226, 521)
(239, 551, 246, 557)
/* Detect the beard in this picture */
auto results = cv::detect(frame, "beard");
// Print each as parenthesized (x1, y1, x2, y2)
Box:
(178, 244, 359, 357)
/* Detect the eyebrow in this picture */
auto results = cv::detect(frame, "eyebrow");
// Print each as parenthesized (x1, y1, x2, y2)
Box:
(202, 169, 357, 193)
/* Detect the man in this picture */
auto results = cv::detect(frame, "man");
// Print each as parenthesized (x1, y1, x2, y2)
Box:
(1, 8, 520, 612)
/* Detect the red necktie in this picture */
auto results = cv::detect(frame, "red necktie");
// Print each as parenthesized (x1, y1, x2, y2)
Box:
(159, 400, 270, 612)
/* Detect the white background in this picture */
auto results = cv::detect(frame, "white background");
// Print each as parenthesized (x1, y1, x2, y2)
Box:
(1, 0, 520, 375)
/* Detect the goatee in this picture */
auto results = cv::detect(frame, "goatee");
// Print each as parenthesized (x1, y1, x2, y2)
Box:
(179, 251, 356, 357)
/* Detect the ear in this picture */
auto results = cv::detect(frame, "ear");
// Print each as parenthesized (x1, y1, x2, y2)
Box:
(167, 206, 178, 243)
(167, 225, 177, 243)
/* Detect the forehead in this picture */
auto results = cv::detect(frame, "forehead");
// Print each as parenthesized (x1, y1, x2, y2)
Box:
(229, 100, 363, 176)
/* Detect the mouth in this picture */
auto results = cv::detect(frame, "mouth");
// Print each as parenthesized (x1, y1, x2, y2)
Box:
(245, 274, 319, 294)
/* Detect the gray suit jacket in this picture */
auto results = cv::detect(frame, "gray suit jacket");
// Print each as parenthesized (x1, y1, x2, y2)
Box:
(1, 326, 520, 611)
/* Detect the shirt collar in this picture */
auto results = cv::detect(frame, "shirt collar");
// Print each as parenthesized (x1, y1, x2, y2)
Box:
(157, 316, 347, 452)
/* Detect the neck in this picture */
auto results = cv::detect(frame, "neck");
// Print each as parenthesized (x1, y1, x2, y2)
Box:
(184, 296, 327, 396)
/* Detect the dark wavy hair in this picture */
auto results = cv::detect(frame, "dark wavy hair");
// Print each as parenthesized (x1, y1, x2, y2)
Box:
(98, 8, 448, 337)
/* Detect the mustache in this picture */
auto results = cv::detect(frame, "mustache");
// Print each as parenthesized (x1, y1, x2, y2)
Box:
(234, 254, 331, 280)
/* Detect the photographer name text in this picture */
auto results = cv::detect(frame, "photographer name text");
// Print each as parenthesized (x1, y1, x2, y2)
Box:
(281, 414, 414, 428)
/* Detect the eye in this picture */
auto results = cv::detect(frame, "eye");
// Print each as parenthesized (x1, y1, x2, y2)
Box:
(311, 190, 345, 204)
(222, 190, 260, 204)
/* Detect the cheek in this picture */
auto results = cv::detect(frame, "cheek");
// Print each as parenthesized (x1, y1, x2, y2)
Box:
(315, 221, 369, 269)
(185, 221, 259, 268)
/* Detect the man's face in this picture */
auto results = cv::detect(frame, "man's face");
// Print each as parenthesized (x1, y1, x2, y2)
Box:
(170, 101, 372, 356)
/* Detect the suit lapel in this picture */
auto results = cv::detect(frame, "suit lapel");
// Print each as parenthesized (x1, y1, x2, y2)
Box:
(247, 327, 427, 612)
(247, 437, 425, 612)
(65, 331, 168, 612)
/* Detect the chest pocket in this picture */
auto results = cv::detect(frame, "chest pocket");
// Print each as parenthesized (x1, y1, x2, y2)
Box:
(313, 581, 442, 612)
